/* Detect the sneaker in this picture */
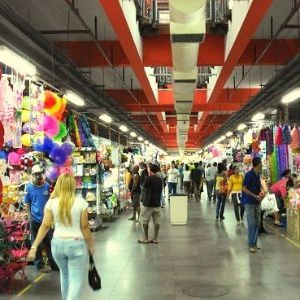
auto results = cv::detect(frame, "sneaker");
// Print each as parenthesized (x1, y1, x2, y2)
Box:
(254, 245, 261, 250)
(128, 217, 136, 221)
(249, 248, 256, 253)
(220, 216, 225, 220)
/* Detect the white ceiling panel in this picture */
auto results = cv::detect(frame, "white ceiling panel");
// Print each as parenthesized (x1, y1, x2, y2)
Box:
(3, 0, 117, 41)
(225, 65, 284, 89)
(254, 0, 299, 39)
(83, 67, 141, 89)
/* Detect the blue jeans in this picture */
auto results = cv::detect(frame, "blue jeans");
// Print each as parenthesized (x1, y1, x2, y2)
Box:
(168, 182, 177, 196)
(216, 192, 226, 218)
(51, 238, 88, 300)
(206, 180, 214, 201)
(245, 204, 261, 248)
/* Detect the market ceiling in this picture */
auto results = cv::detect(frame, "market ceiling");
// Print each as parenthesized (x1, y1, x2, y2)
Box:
(1, 0, 299, 152)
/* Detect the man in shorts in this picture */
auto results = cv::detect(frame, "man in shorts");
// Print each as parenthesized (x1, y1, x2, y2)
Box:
(138, 164, 163, 244)
(128, 165, 141, 221)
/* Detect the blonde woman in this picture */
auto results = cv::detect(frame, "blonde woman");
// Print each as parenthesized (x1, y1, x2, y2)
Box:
(27, 174, 94, 300)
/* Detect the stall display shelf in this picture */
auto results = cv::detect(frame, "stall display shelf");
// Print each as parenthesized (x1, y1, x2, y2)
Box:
(118, 163, 129, 213)
(287, 207, 300, 243)
(72, 149, 102, 231)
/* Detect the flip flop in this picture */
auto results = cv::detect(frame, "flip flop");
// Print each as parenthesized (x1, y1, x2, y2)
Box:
(138, 240, 149, 244)
(149, 240, 159, 244)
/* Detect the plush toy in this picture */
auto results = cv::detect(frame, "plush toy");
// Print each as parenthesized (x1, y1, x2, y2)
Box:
(21, 133, 32, 147)
(21, 110, 30, 123)
(21, 96, 30, 110)
(49, 145, 68, 166)
(20, 153, 36, 170)
(8, 152, 21, 165)
(43, 114, 59, 138)
(33, 136, 55, 154)
(54, 122, 68, 141)
(44, 90, 57, 110)
(45, 166, 60, 182)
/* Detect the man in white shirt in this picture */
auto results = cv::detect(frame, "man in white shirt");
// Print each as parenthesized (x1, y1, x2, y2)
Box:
(167, 161, 180, 197)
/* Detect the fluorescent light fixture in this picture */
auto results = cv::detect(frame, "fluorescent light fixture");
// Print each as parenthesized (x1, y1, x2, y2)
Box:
(252, 112, 265, 122)
(119, 125, 128, 132)
(237, 123, 247, 131)
(282, 88, 300, 104)
(138, 136, 144, 142)
(226, 131, 233, 137)
(130, 131, 137, 138)
(99, 113, 112, 123)
(0, 45, 36, 76)
(65, 90, 85, 106)
(145, 140, 149, 145)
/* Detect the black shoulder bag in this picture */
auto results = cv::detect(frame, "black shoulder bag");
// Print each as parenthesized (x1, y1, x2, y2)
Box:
(88, 255, 101, 291)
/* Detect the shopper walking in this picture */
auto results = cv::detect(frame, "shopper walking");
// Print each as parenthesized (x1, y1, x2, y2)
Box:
(138, 164, 163, 244)
(205, 163, 216, 202)
(25, 165, 58, 272)
(241, 157, 264, 253)
(27, 174, 94, 300)
(211, 162, 218, 201)
(215, 164, 227, 220)
(183, 164, 192, 200)
(191, 162, 203, 202)
(227, 166, 244, 223)
(128, 165, 141, 221)
(167, 161, 180, 197)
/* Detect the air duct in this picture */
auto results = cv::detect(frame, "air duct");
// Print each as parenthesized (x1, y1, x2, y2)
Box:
(170, 0, 207, 152)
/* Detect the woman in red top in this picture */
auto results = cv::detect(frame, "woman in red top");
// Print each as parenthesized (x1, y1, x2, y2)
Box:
(270, 169, 293, 226)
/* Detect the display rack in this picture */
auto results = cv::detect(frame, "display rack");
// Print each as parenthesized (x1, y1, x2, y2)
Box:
(72, 147, 102, 231)
(118, 163, 128, 212)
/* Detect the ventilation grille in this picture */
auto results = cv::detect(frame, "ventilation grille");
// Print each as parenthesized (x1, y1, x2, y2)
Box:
(174, 79, 196, 83)
(171, 34, 205, 43)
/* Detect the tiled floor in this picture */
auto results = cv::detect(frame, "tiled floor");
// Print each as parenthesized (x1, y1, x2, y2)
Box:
(2, 196, 300, 300)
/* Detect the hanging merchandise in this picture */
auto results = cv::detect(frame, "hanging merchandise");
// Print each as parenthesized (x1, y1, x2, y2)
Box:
(265, 126, 274, 155)
(274, 126, 283, 145)
(290, 126, 300, 152)
(282, 125, 291, 145)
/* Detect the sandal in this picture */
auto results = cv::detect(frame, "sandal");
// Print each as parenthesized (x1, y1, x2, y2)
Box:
(138, 239, 149, 244)
(149, 240, 159, 244)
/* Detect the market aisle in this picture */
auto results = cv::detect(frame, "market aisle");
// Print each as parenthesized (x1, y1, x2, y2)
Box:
(3, 198, 300, 300)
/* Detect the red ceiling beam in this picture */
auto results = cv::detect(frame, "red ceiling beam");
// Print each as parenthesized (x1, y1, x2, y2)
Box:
(55, 38, 299, 68)
(239, 39, 300, 65)
(196, 0, 273, 134)
(98, 0, 168, 134)
(54, 40, 129, 67)
(123, 103, 242, 112)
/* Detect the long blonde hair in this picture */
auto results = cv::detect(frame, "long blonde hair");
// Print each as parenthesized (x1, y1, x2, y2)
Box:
(51, 174, 76, 226)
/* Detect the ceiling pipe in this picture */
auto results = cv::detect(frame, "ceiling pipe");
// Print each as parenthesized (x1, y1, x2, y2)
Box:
(203, 53, 300, 146)
(227, 0, 300, 99)
(62, 0, 166, 144)
(0, 2, 163, 148)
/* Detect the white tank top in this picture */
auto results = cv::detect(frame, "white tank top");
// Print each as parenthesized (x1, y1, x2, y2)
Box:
(45, 197, 88, 238)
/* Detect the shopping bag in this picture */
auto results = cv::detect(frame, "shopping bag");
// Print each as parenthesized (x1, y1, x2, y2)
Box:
(261, 193, 279, 213)
(88, 255, 101, 291)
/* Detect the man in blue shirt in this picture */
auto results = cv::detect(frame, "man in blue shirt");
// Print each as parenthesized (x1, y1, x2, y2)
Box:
(242, 157, 264, 253)
(25, 165, 57, 271)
